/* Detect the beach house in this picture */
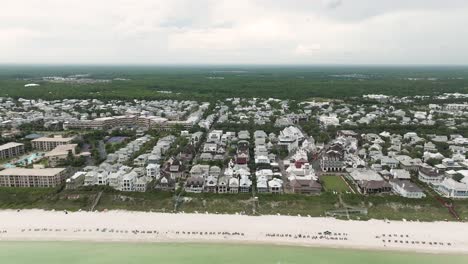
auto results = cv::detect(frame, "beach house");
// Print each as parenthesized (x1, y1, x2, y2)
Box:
(389, 179, 426, 198)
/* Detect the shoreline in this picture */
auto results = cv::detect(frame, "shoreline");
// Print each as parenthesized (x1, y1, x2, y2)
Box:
(3, 238, 468, 256)
(0, 209, 467, 255)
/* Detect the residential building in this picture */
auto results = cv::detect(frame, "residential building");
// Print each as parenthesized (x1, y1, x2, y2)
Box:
(239, 175, 252, 193)
(44, 144, 77, 167)
(185, 176, 204, 193)
(204, 175, 218, 193)
(380, 156, 399, 169)
(320, 144, 345, 172)
(154, 175, 175, 191)
(31, 136, 75, 151)
(436, 178, 468, 198)
(0, 168, 67, 187)
(0, 142, 25, 159)
(228, 177, 239, 193)
(135, 177, 150, 192)
(389, 179, 426, 198)
(268, 179, 283, 194)
(399, 158, 423, 171)
(418, 166, 444, 184)
(390, 169, 411, 180)
(256, 175, 269, 193)
(217, 176, 229, 193)
(358, 180, 392, 194)
(289, 177, 321, 195)
(146, 163, 160, 178)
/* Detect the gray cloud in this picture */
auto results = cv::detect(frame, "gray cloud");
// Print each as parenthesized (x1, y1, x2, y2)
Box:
(1, 0, 468, 65)
(324, 0, 342, 9)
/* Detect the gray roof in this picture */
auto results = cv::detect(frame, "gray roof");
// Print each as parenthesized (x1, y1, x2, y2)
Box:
(390, 179, 424, 193)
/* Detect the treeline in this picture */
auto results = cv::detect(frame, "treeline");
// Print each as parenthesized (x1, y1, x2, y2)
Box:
(301, 121, 468, 144)
(2, 66, 468, 101)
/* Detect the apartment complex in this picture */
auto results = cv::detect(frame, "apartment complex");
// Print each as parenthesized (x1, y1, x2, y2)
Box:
(0, 142, 25, 159)
(44, 144, 77, 167)
(64, 115, 194, 130)
(31, 136, 75, 151)
(0, 168, 67, 187)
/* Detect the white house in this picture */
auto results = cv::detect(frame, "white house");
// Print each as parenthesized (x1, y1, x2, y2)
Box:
(228, 177, 239, 193)
(257, 175, 269, 193)
(418, 166, 444, 184)
(239, 175, 252, 193)
(121, 171, 137, 192)
(268, 178, 283, 194)
(436, 178, 468, 198)
(381, 156, 399, 168)
(146, 163, 160, 178)
(390, 169, 411, 180)
(389, 179, 426, 198)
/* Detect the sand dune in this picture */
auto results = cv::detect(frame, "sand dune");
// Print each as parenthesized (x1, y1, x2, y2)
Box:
(0, 209, 467, 254)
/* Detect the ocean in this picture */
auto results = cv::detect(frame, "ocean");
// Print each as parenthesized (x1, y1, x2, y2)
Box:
(0, 242, 466, 264)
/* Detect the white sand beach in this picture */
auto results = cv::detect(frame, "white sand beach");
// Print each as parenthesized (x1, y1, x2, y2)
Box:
(0, 209, 467, 254)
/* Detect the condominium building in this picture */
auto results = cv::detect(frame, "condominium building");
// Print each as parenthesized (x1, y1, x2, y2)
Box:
(0, 142, 25, 159)
(0, 168, 67, 188)
(64, 115, 194, 130)
(31, 136, 75, 151)
(44, 144, 77, 167)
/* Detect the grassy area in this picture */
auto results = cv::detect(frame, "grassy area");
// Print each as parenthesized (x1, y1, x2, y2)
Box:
(1, 187, 468, 221)
(178, 193, 253, 214)
(321, 176, 350, 193)
(453, 200, 468, 221)
(341, 194, 460, 221)
(96, 191, 174, 212)
(0, 187, 94, 210)
(256, 193, 339, 216)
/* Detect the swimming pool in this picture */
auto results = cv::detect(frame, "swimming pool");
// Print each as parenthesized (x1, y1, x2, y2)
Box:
(2, 153, 44, 168)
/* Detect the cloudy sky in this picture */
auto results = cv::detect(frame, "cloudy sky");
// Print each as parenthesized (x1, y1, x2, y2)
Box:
(2, 0, 468, 65)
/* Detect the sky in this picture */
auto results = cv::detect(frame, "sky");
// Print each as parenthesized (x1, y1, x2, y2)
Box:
(2, 0, 468, 65)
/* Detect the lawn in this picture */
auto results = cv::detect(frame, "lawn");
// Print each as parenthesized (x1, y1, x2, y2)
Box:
(320, 176, 350, 193)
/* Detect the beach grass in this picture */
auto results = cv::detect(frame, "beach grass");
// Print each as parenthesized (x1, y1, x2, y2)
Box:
(342, 194, 455, 221)
(1, 186, 468, 221)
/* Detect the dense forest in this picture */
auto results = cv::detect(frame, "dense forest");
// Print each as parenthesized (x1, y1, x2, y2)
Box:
(1, 65, 468, 101)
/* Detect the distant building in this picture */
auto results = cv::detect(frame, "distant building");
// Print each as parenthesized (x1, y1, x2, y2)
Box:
(320, 144, 345, 172)
(44, 144, 77, 167)
(32, 136, 74, 151)
(0, 142, 25, 160)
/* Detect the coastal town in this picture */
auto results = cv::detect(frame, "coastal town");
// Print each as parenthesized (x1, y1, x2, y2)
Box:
(0, 92, 467, 221)
(4, 0, 468, 262)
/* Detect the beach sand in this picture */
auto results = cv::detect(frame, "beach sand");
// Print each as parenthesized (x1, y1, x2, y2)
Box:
(0, 209, 466, 254)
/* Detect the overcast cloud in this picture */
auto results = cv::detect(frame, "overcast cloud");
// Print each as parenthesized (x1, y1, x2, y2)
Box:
(2, 0, 468, 65)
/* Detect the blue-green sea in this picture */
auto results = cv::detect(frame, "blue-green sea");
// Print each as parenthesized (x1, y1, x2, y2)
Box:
(0, 242, 467, 264)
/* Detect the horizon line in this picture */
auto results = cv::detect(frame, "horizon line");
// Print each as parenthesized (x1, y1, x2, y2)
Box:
(1, 63, 468, 68)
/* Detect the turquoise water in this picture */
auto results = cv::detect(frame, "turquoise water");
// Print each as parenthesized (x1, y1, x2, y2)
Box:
(0, 242, 467, 264)
(3, 153, 43, 168)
